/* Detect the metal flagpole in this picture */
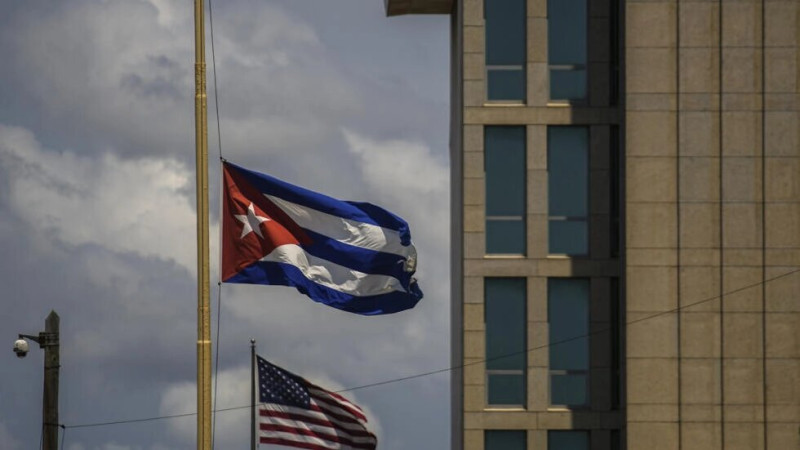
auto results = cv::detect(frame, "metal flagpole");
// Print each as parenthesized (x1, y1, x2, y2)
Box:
(251, 340, 257, 450)
(193, 0, 212, 448)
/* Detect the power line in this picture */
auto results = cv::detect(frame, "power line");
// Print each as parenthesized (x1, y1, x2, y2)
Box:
(62, 267, 799, 430)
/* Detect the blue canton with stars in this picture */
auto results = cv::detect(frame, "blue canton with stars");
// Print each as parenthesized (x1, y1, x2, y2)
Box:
(258, 356, 312, 409)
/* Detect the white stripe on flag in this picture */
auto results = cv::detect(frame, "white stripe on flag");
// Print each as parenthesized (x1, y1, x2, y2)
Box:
(309, 389, 367, 422)
(258, 416, 376, 445)
(265, 194, 413, 257)
(259, 429, 341, 450)
(261, 244, 406, 296)
(260, 404, 369, 433)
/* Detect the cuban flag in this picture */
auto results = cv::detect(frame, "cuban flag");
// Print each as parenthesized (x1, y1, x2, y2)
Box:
(221, 161, 423, 315)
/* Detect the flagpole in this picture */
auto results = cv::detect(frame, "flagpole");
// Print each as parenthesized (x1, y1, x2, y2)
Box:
(251, 339, 257, 450)
(193, 0, 212, 448)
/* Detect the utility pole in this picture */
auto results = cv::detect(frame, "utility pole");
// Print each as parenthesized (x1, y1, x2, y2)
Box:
(42, 311, 60, 450)
(17, 310, 60, 450)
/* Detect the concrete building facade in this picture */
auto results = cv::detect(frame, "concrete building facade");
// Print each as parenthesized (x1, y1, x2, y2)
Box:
(385, 0, 799, 449)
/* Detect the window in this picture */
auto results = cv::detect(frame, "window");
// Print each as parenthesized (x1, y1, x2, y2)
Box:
(485, 0, 526, 101)
(485, 278, 526, 406)
(610, 126, 620, 257)
(486, 126, 526, 255)
(549, 431, 589, 450)
(610, 278, 621, 410)
(548, 0, 587, 101)
(486, 430, 526, 450)
(548, 278, 589, 407)
(548, 127, 588, 255)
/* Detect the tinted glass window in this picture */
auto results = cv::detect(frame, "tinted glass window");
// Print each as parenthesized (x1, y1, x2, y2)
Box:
(548, 127, 588, 255)
(549, 431, 589, 450)
(486, 0, 526, 101)
(486, 127, 526, 254)
(548, 0, 587, 100)
(486, 430, 526, 450)
(486, 278, 526, 406)
(486, 278, 526, 370)
(548, 278, 589, 407)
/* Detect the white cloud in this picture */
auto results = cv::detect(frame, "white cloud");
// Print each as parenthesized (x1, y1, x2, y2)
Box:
(0, 125, 203, 272)
(342, 129, 449, 246)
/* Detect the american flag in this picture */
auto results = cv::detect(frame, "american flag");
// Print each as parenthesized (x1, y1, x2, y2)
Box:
(257, 356, 378, 449)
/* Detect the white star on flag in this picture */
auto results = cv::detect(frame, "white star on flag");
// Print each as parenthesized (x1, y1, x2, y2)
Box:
(235, 202, 270, 239)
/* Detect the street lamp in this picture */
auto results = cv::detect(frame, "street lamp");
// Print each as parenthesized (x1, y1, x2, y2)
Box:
(15, 310, 60, 450)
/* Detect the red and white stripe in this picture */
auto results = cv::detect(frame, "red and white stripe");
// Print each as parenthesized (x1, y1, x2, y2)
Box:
(258, 383, 377, 450)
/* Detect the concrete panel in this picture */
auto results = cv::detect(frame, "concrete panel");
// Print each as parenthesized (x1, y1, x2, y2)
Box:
(680, 249, 721, 267)
(627, 202, 678, 248)
(628, 248, 679, 266)
(681, 422, 722, 450)
(722, 112, 762, 157)
(628, 93, 678, 111)
(627, 404, 679, 422)
(681, 404, 722, 423)
(679, 2, 719, 48)
(627, 111, 677, 156)
(527, 125, 547, 170)
(721, 1, 762, 47)
(464, 303, 485, 331)
(626, 422, 679, 450)
(464, 53, 485, 81)
(627, 48, 677, 93)
(464, 25, 485, 54)
(766, 203, 800, 248)
(464, 177, 485, 206)
(679, 112, 719, 157)
(765, 312, 800, 358)
(765, 112, 799, 157)
(722, 266, 764, 312)
(680, 48, 719, 93)
(627, 157, 677, 202)
(464, 277, 485, 304)
(680, 203, 721, 249)
(679, 157, 720, 202)
(767, 424, 800, 450)
(626, 2, 677, 48)
(465, 232, 486, 258)
(723, 422, 764, 450)
(627, 266, 678, 311)
(721, 48, 762, 94)
(528, 18, 548, 63)
(723, 358, 764, 404)
(765, 48, 798, 93)
(463, 0, 482, 25)
(765, 157, 800, 201)
(723, 312, 763, 358)
(764, 1, 798, 47)
(764, 267, 800, 312)
(628, 358, 679, 404)
(464, 125, 484, 153)
(464, 151, 484, 178)
(628, 312, 678, 357)
(680, 313, 722, 358)
(721, 157, 762, 202)
(766, 358, 800, 405)
(722, 203, 763, 249)
(680, 266, 721, 311)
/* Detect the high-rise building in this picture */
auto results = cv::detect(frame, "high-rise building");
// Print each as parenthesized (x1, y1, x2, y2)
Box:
(386, 1, 799, 449)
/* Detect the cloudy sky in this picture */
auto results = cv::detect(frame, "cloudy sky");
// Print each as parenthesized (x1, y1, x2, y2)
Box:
(0, 1, 451, 448)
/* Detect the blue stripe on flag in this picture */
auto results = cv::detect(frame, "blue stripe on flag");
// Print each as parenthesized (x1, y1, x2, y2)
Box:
(300, 229, 411, 283)
(227, 261, 423, 315)
(228, 162, 411, 242)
